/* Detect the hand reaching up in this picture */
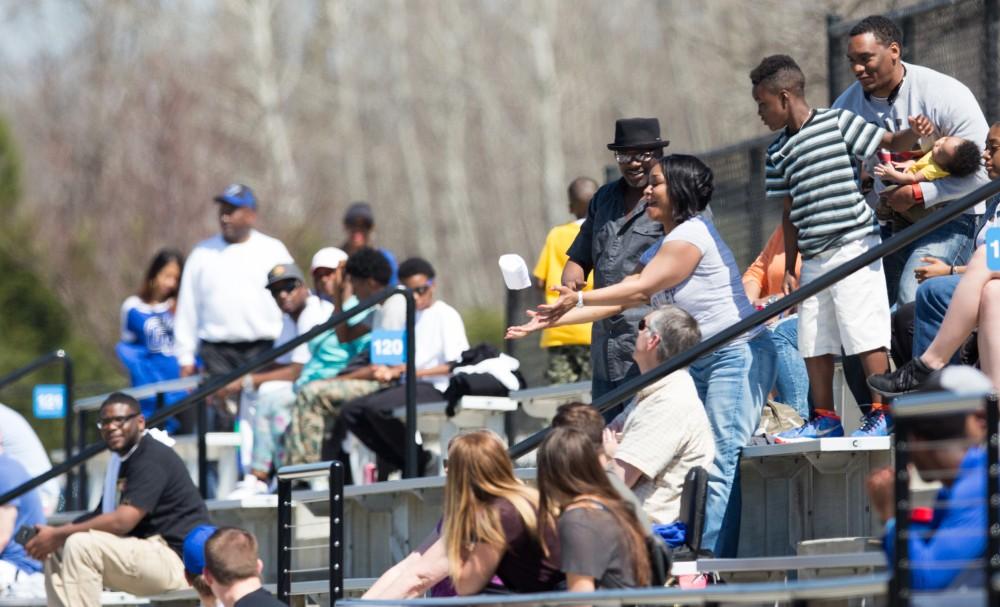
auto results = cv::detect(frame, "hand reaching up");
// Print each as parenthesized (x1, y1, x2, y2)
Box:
(505, 310, 553, 340)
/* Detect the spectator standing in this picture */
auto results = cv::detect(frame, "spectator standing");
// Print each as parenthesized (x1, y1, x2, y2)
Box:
(0, 403, 60, 515)
(603, 306, 715, 525)
(533, 177, 597, 384)
(341, 202, 399, 286)
(116, 249, 187, 431)
(173, 184, 293, 432)
(537, 427, 651, 590)
(27, 393, 210, 606)
(750, 55, 927, 439)
(511, 154, 778, 557)
(336, 257, 470, 477)
(563, 118, 668, 401)
(203, 527, 284, 607)
(742, 224, 810, 418)
(0, 433, 45, 599)
(833, 15, 990, 306)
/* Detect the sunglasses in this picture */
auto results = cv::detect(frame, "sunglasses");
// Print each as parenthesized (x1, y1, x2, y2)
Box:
(411, 281, 434, 295)
(268, 280, 301, 296)
(614, 151, 656, 164)
(97, 412, 140, 430)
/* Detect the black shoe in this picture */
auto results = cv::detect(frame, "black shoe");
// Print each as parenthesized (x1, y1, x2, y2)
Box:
(867, 358, 934, 396)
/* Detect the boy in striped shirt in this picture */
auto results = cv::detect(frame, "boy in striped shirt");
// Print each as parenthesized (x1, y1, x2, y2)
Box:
(750, 54, 932, 440)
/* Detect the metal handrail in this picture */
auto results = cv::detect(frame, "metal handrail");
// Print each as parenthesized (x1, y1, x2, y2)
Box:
(508, 177, 1000, 460)
(276, 461, 344, 604)
(340, 573, 889, 606)
(0, 285, 418, 506)
(73, 375, 202, 412)
(0, 349, 78, 509)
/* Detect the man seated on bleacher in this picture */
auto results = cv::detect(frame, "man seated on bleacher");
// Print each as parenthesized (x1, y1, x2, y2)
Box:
(283, 247, 399, 466)
(214, 262, 333, 494)
(334, 257, 470, 478)
(866, 366, 991, 591)
(603, 305, 716, 525)
(0, 432, 46, 599)
(26, 392, 210, 607)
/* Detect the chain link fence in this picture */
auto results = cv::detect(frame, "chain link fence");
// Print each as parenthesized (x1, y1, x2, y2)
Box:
(509, 0, 1000, 389)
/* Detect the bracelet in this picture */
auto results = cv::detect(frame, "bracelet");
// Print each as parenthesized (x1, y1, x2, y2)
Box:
(575, 290, 585, 308)
(949, 265, 955, 275)
(241, 374, 255, 393)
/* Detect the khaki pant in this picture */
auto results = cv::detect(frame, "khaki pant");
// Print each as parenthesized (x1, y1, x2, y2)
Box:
(45, 531, 186, 607)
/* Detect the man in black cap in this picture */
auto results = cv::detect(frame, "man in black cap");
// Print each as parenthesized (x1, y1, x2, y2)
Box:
(174, 184, 294, 436)
(562, 118, 669, 403)
(341, 201, 399, 286)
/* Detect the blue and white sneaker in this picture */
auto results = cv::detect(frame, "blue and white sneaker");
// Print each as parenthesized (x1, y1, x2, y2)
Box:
(850, 408, 892, 437)
(775, 414, 845, 443)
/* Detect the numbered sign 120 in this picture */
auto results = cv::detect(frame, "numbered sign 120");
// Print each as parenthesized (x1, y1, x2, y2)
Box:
(33, 384, 66, 419)
(987, 228, 1000, 271)
(371, 330, 407, 365)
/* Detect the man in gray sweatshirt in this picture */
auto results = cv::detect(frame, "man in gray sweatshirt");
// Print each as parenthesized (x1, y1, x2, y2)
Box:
(832, 15, 989, 307)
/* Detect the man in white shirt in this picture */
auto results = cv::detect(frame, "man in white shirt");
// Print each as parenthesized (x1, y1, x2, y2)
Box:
(604, 305, 715, 525)
(173, 184, 293, 433)
(337, 257, 470, 478)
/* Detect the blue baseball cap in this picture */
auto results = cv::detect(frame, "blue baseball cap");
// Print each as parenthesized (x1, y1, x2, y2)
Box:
(183, 524, 218, 575)
(214, 183, 257, 209)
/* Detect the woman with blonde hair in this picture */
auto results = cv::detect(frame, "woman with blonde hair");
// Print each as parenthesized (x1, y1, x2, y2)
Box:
(362, 430, 562, 598)
(538, 427, 651, 590)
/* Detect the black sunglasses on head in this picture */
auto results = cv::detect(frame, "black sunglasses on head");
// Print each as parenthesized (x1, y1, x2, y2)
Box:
(638, 318, 647, 331)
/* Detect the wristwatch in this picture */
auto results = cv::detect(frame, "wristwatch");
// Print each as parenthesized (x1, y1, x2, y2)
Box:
(575, 290, 585, 308)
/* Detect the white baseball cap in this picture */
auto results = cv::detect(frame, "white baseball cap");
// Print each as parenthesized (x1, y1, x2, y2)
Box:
(310, 247, 349, 272)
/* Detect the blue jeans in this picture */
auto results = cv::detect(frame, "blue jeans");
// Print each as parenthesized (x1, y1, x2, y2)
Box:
(885, 214, 976, 306)
(689, 331, 777, 557)
(769, 316, 811, 420)
(913, 274, 961, 361)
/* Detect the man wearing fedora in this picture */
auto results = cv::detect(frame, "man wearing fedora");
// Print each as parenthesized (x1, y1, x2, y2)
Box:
(563, 118, 669, 404)
(173, 184, 293, 440)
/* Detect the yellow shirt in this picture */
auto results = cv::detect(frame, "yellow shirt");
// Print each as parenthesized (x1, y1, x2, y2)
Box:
(532, 220, 593, 348)
(910, 150, 950, 181)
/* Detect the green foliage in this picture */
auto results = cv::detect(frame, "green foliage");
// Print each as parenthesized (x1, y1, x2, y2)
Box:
(461, 307, 505, 349)
(0, 115, 122, 452)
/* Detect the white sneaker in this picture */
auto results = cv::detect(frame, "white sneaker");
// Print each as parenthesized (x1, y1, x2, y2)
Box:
(225, 474, 270, 499)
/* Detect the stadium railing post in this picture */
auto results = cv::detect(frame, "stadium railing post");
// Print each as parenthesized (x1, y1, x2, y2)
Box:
(276, 474, 293, 603)
(987, 393, 999, 604)
(329, 460, 344, 603)
(892, 415, 911, 607)
(403, 287, 418, 479)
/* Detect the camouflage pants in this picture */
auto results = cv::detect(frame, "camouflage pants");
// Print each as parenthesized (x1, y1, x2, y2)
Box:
(545, 345, 592, 384)
(283, 379, 383, 466)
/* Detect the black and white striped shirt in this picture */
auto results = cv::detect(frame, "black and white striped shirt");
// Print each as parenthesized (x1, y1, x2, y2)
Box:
(765, 108, 883, 258)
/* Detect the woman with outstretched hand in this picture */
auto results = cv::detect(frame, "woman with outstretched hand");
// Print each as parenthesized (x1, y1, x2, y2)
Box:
(507, 154, 776, 558)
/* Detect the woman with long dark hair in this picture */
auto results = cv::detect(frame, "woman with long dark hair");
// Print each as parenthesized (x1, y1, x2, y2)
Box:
(116, 248, 186, 427)
(538, 427, 650, 590)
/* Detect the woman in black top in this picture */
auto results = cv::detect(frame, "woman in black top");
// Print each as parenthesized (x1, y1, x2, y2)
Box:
(538, 427, 651, 591)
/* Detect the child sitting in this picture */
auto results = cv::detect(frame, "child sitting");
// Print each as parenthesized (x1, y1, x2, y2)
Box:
(749, 54, 930, 440)
(874, 135, 983, 226)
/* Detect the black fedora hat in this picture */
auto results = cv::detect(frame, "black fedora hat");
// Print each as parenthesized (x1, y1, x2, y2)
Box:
(607, 117, 670, 151)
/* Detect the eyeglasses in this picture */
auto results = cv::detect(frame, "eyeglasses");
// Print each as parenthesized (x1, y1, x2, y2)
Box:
(411, 281, 434, 295)
(268, 280, 301, 296)
(97, 413, 140, 430)
(638, 318, 653, 332)
(614, 151, 656, 164)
